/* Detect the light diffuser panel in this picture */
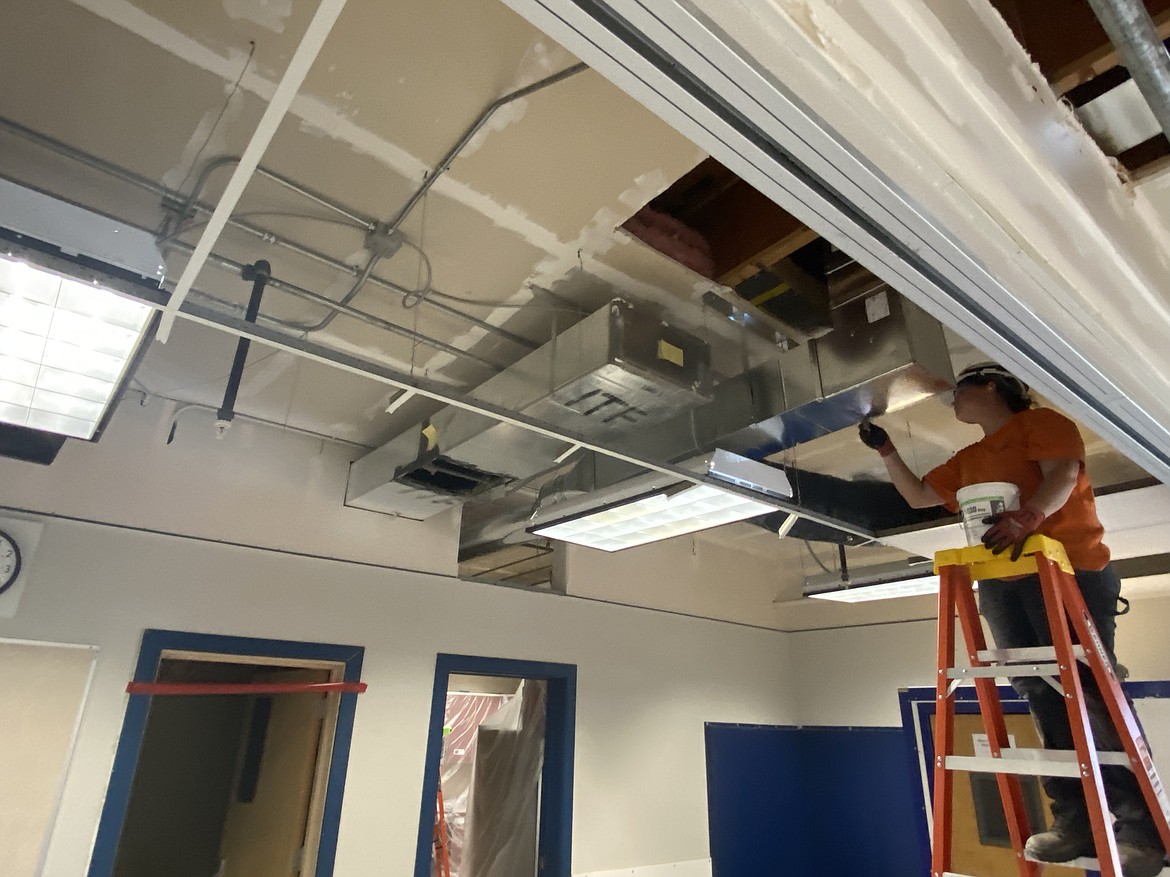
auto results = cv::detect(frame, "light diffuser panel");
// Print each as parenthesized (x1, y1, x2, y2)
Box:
(0, 255, 152, 439)
(805, 574, 940, 603)
(532, 483, 777, 552)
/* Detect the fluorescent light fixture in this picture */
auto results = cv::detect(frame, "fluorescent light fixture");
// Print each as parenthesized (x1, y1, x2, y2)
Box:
(805, 574, 940, 603)
(803, 559, 940, 603)
(528, 450, 792, 552)
(0, 254, 153, 439)
(532, 482, 778, 552)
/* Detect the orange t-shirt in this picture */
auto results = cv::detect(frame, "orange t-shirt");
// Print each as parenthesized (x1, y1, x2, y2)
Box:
(924, 408, 1110, 570)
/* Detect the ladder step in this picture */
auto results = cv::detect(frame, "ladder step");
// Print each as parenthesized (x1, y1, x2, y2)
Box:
(947, 662, 1061, 679)
(975, 645, 1086, 663)
(1023, 852, 1103, 870)
(946, 748, 1132, 777)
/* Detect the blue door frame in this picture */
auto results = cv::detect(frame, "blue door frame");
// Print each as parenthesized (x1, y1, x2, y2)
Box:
(88, 629, 364, 877)
(412, 653, 577, 877)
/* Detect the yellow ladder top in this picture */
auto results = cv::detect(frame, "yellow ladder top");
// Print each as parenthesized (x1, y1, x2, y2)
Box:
(934, 534, 1074, 579)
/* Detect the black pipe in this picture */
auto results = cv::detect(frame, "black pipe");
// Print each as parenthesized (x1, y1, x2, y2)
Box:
(216, 261, 272, 425)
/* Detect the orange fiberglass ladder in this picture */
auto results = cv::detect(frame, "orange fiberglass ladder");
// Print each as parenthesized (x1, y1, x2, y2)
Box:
(932, 535, 1170, 877)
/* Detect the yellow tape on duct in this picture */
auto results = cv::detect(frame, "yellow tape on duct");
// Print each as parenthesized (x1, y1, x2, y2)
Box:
(657, 340, 685, 367)
(422, 423, 439, 451)
(750, 282, 789, 306)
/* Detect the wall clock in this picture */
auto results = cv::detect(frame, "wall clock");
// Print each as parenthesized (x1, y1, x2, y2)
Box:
(0, 529, 22, 596)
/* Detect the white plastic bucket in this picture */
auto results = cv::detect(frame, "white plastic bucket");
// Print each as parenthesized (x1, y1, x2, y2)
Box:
(956, 482, 1021, 547)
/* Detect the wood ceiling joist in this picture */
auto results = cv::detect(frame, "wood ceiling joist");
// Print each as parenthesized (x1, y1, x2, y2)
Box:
(990, 0, 1170, 95)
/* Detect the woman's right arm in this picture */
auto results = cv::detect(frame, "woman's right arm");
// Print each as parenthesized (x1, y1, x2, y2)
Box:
(881, 450, 946, 508)
(858, 421, 946, 509)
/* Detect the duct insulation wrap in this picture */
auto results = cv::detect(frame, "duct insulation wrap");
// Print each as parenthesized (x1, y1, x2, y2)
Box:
(346, 299, 713, 519)
(437, 681, 546, 877)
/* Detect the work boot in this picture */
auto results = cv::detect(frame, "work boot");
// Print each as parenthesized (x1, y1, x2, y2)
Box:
(1117, 842, 1166, 877)
(1025, 822, 1094, 863)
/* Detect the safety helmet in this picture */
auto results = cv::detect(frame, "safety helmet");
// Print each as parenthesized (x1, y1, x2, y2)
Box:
(953, 361, 1032, 410)
(956, 361, 1028, 393)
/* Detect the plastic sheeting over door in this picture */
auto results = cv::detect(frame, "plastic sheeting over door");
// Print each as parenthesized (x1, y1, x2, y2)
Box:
(439, 680, 547, 877)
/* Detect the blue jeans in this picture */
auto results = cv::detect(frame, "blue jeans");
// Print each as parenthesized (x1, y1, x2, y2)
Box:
(978, 565, 1160, 847)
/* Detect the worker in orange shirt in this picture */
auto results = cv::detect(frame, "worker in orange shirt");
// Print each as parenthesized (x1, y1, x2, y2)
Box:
(860, 362, 1164, 877)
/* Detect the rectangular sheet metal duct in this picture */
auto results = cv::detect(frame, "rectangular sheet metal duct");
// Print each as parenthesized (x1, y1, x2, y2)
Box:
(347, 299, 713, 519)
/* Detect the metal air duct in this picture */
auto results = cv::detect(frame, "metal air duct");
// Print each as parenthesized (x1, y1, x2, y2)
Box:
(610, 284, 955, 464)
(346, 299, 714, 519)
(461, 283, 955, 554)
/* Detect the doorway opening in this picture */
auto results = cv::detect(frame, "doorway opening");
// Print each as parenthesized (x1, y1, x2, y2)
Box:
(89, 630, 364, 877)
(415, 655, 576, 877)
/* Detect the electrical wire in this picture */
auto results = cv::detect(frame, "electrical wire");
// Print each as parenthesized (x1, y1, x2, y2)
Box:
(398, 239, 435, 308)
(161, 203, 587, 324)
(137, 349, 281, 397)
(803, 540, 835, 576)
(161, 200, 585, 318)
(422, 286, 592, 313)
(156, 210, 367, 246)
(126, 383, 372, 449)
(173, 41, 256, 197)
(394, 243, 583, 313)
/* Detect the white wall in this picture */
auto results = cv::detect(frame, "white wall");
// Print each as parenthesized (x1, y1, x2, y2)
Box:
(790, 597, 1170, 727)
(0, 515, 795, 877)
(790, 619, 936, 727)
(0, 396, 461, 577)
(0, 640, 96, 877)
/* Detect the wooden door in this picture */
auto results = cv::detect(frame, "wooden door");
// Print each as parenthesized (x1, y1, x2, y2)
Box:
(947, 712, 1086, 877)
(218, 669, 328, 877)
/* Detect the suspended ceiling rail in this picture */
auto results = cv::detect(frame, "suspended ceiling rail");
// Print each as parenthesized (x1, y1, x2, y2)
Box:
(159, 0, 350, 340)
(496, 0, 1170, 483)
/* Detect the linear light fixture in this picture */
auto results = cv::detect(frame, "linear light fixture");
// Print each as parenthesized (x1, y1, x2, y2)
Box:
(0, 179, 162, 442)
(529, 449, 791, 552)
(803, 559, 940, 603)
(0, 255, 153, 439)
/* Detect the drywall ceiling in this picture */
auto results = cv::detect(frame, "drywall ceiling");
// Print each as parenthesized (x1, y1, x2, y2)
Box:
(1, 0, 1168, 631)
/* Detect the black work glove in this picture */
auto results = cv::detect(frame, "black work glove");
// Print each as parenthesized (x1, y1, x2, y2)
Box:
(859, 421, 895, 457)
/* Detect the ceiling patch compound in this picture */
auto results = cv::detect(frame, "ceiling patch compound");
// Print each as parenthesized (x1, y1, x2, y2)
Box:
(66, 0, 567, 261)
(693, 0, 1170, 428)
(222, 0, 293, 34)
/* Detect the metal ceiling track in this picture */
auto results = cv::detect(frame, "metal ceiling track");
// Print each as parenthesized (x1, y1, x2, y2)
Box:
(496, 0, 1170, 483)
(159, 0, 349, 339)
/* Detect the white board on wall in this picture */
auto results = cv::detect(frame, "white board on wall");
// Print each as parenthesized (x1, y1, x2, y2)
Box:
(0, 638, 98, 877)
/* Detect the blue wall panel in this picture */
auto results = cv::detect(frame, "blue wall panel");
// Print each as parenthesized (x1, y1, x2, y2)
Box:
(705, 724, 927, 877)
